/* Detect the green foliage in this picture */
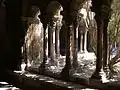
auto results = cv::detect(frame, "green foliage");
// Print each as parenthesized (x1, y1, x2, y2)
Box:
(107, 0, 120, 73)
(108, 0, 120, 46)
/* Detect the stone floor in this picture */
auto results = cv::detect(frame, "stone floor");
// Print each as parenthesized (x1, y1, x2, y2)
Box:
(25, 52, 120, 84)
(1, 52, 120, 90)
(12, 70, 120, 90)
(0, 81, 21, 90)
(27, 52, 96, 79)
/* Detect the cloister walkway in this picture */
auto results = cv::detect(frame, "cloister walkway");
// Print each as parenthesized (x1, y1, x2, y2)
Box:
(1, 69, 120, 90)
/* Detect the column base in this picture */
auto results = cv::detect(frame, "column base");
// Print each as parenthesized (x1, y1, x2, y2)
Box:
(103, 66, 110, 79)
(49, 59, 58, 66)
(39, 63, 46, 74)
(78, 50, 84, 54)
(83, 50, 88, 53)
(72, 60, 79, 69)
(78, 50, 88, 53)
(89, 71, 103, 84)
(90, 69, 109, 83)
(60, 65, 71, 80)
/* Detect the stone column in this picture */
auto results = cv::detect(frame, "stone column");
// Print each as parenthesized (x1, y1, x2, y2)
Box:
(39, 14, 48, 73)
(90, 4, 112, 82)
(23, 41, 28, 70)
(42, 24, 48, 69)
(103, 19, 109, 70)
(48, 20, 56, 64)
(6, 0, 23, 70)
(80, 33, 84, 52)
(78, 14, 85, 53)
(48, 24, 51, 57)
(83, 30, 88, 52)
(55, 24, 60, 58)
(44, 1, 63, 66)
(102, 5, 112, 70)
(73, 15, 79, 68)
(61, 13, 72, 79)
(90, 14, 103, 80)
(55, 16, 63, 59)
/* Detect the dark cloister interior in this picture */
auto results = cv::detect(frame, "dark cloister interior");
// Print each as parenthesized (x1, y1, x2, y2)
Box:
(0, 0, 120, 90)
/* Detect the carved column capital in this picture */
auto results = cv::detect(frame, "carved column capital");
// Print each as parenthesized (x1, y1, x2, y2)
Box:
(100, 4, 112, 20)
(93, 4, 112, 22)
(0, 0, 8, 7)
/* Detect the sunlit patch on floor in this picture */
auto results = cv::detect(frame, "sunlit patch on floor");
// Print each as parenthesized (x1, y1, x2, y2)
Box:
(25, 73, 38, 78)
(0, 82, 21, 90)
(39, 78, 45, 80)
(0, 82, 8, 85)
(80, 88, 98, 90)
(45, 80, 54, 83)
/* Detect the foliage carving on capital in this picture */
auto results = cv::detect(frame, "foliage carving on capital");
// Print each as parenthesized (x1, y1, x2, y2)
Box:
(100, 4, 112, 20)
